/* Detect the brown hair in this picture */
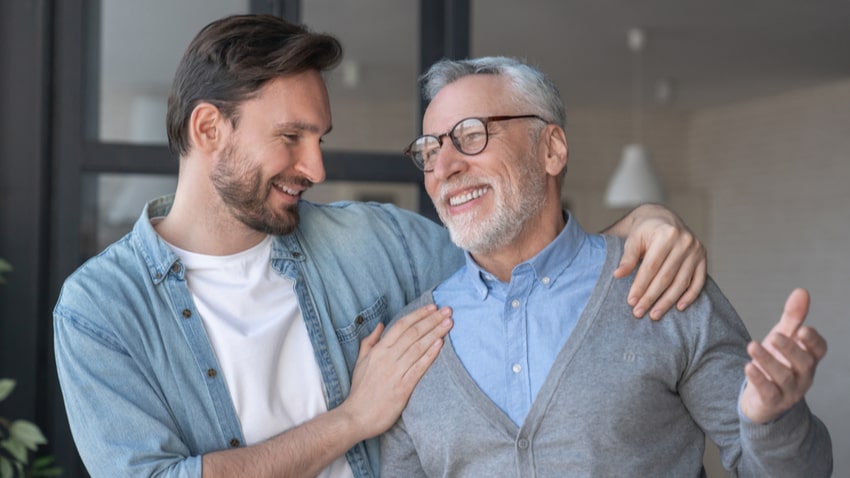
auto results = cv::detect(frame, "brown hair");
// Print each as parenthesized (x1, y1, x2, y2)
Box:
(166, 14, 343, 156)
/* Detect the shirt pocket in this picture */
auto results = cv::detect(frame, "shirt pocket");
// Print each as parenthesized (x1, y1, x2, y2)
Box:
(334, 295, 388, 375)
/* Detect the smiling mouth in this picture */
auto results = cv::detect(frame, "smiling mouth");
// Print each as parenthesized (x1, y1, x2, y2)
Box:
(449, 186, 490, 207)
(272, 180, 307, 197)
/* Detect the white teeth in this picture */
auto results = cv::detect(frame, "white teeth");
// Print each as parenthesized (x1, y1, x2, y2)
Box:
(274, 182, 300, 195)
(449, 187, 488, 206)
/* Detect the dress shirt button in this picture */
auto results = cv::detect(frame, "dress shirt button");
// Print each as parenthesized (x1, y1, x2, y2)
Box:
(182, 309, 192, 318)
(229, 438, 240, 447)
(206, 368, 217, 378)
(511, 299, 520, 308)
(512, 364, 522, 374)
(541, 276, 551, 285)
(517, 437, 530, 449)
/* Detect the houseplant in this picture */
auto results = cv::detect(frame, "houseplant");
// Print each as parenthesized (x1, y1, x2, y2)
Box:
(0, 260, 62, 477)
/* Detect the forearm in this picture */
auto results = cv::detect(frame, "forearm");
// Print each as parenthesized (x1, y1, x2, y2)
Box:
(202, 405, 363, 478)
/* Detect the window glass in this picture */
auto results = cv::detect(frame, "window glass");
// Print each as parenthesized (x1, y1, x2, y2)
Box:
(94, 0, 250, 144)
(82, 173, 178, 256)
(302, 0, 420, 153)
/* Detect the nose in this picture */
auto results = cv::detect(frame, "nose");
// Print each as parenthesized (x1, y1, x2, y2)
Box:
(297, 141, 326, 185)
(429, 141, 467, 180)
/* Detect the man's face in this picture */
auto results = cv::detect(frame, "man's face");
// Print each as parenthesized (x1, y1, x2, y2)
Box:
(212, 70, 331, 235)
(422, 75, 549, 255)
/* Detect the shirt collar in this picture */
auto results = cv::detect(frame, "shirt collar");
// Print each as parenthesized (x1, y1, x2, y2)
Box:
(460, 210, 588, 299)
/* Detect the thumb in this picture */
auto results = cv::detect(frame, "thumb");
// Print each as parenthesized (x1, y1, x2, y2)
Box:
(772, 288, 810, 338)
(357, 322, 384, 359)
(614, 236, 641, 278)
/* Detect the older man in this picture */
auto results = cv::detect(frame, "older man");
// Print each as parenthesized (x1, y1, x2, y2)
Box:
(381, 56, 832, 477)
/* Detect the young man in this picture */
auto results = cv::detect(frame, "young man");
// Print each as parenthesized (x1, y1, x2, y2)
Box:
(55, 16, 707, 478)
(381, 56, 832, 477)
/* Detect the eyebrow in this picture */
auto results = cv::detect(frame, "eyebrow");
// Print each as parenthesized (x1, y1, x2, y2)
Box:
(272, 121, 333, 136)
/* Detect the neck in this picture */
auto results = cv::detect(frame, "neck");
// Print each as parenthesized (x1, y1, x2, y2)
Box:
(471, 205, 566, 282)
(155, 158, 267, 256)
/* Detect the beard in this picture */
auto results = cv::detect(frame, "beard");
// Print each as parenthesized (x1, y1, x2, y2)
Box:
(211, 141, 311, 236)
(436, 148, 548, 255)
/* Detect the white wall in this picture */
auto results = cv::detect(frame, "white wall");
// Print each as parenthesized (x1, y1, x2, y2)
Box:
(690, 80, 850, 476)
(564, 79, 850, 475)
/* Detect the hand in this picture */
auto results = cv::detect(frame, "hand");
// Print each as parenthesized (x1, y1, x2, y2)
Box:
(740, 288, 827, 424)
(610, 204, 706, 319)
(339, 305, 453, 438)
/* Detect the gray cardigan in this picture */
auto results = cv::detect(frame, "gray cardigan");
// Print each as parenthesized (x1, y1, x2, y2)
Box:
(381, 236, 832, 477)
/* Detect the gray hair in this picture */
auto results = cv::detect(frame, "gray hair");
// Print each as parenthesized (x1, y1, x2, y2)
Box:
(420, 56, 566, 129)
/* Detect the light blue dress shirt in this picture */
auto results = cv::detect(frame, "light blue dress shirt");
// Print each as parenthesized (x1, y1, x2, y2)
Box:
(434, 212, 605, 425)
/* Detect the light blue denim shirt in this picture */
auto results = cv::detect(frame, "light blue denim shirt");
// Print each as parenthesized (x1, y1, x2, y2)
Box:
(434, 212, 605, 425)
(54, 194, 463, 478)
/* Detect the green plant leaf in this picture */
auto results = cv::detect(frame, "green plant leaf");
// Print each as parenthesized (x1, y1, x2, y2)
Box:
(0, 457, 14, 478)
(32, 468, 65, 477)
(0, 259, 11, 286)
(30, 455, 55, 468)
(9, 421, 46, 451)
(0, 380, 15, 402)
(1, 438, 28, 463)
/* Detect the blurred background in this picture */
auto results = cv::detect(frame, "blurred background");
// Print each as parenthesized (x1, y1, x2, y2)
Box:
(1, 0, 848, 475)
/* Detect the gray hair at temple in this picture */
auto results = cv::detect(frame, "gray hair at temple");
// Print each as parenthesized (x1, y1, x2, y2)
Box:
(419, 56, 566, 129)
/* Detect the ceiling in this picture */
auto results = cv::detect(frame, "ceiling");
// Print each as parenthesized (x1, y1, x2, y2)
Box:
(328, 0, 850, 111)
(103, 0, 850, 112)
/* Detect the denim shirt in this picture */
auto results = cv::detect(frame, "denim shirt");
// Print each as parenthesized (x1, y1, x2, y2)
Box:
(54, 195, 463, 478)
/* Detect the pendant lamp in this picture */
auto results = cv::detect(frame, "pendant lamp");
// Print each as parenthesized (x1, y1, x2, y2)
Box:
(605, 28, 667, 208)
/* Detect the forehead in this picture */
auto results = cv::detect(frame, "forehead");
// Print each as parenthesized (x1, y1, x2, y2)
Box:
(240, 70, 332, 131)
(422, 74, 513, 133)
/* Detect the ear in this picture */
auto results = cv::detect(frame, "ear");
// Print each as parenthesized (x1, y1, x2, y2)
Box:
(542, 125, 568, 177)
(188, 102, 227, 154)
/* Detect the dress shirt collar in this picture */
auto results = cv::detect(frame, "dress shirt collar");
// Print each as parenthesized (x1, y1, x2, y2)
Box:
(461, 210, 588, 300)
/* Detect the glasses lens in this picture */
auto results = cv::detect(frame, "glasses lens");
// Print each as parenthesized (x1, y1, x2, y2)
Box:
(410, 135, 441, 170)
(452, 118, 487, 155)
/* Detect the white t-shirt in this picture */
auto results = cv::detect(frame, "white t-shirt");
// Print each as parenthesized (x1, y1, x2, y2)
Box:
(167, 235, 354, 478)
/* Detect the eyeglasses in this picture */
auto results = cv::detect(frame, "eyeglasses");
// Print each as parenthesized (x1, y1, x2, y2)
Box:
(404, 114, 548, 172)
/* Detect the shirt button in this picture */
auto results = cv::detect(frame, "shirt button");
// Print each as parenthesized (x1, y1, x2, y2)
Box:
(182, 309, 192, 318)
(171, 263, 181, 273)
(355, 315, 364, 325)
(541, 276, 551, 285)
(229, 438, 240, 447)
(512, 364, 522, 374)
(511, 299, 520, 308)
(292, 251, 301, 258)
(517, 437, 530, 449)
(207, 368, 217, 378)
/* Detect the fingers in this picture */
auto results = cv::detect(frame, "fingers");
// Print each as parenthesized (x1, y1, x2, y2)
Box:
(380, 305, 453, 367)
(645, 257, 697, 320)
(621, 227, 675, 307)
(770, 288, 810, 338)
(381, 304, 449, 346)
(797, 326, 828, 362)
(613, 207, 707, 319)
(677, 258, 706, 311)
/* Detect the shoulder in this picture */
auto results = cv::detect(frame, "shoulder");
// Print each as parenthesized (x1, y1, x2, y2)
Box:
(54, 232, 151, 326)
(388, 289, 437, 328)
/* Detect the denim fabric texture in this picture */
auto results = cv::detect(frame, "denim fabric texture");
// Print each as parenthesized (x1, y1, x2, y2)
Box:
(54, 194, 462, 478)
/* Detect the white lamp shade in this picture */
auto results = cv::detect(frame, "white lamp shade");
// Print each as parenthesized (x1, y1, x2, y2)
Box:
(604, 144, 666, 208)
